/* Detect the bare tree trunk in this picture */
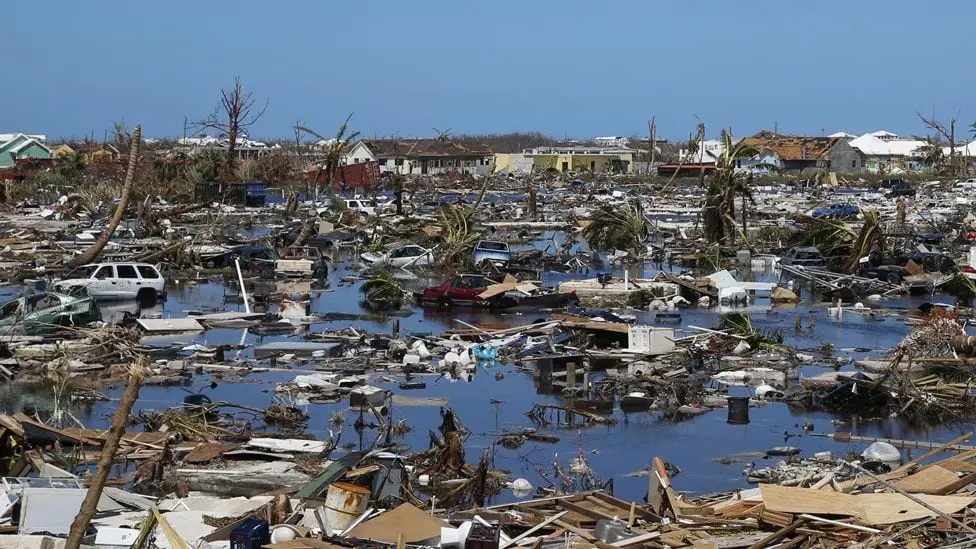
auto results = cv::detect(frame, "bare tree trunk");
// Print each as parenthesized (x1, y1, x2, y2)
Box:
(68, 125, 141, 268)
(291, 217, 316, 249)
(472, 175, 491, 211)
(64, 369, 144, 549)
(648, 117, 656, 169)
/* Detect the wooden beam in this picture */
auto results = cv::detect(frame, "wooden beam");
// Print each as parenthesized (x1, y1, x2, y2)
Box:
(558, 499, 618, 522)
(745, 519, 804, 549)
(499, 510, 566, 549)
(897, 431, 973, 473)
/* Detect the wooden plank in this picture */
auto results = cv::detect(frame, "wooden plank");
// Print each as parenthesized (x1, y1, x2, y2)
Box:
(745, 519, 803, 549)
(558, 499, 617, 522)
(897, 432, 973, 473)
(932, 472, 976, 495)
(894, 465, 962, 494)
(761, 484, 976, 526)
(698, 533, 774, 549)
(552, 519, 595, 542)
(934, 458, 976, 473)
(499, 510, 566, 549)
(610, 532, 661, 547)
(590, 492, 659, 521)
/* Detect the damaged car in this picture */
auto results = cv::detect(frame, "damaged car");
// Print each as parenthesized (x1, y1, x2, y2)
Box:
(0, 292, 98, 334)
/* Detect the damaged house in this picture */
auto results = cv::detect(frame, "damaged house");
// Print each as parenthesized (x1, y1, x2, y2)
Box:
(343, 139, 494, 176)
(739, 132, 860, 174)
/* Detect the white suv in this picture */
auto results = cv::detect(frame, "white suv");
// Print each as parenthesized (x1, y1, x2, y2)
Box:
(344, 198, 378, 216)
(54, 263, 166, 303)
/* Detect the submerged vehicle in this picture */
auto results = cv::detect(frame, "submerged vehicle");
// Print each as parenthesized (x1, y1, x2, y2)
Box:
(420, 274, 577, 310)
(0, 292, 97, 334)
(276, 247, 329, 279)
(472, 240, 512, 266)
(360, 244, 434, 268)
(779, 246, 826, 268)
(54, 263, 166, 303)
(419, 275, 489, 307)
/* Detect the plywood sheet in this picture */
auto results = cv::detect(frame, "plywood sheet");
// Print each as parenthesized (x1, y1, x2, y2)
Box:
(347, 503, 448, 543)
(760, 484, 976, 526)
(857, 492, 975, 525)
(894, 465, 961, 494)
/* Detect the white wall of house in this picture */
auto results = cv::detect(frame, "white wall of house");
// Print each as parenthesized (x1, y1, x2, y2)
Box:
(342, 142, 377, 166)
(377, 156, 492, 175)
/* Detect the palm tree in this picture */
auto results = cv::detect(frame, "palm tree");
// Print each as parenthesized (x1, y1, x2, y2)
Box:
(916, 136, 944, 172)
(795, 209, 884, 274)
(436, 204, 481, 264)
(111, 120, 132, 153)
(292, 115, 360, 248)
(55, 150, 86, 182)
(360, 269, 405, 310)
(703, 129, 760, 246)
(195, 149, 227, 181)
(582, 199, 648, 255)
(67, 125, 141, 268)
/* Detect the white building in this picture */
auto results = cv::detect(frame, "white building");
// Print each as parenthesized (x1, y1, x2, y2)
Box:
(678, 139, 725, 163)
(848, 131, 927, 174)
(594, 136, 630, 148)
(343, 139, 493, 175)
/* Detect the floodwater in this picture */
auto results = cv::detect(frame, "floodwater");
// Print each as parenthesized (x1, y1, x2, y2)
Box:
(3, 243, 974, 504)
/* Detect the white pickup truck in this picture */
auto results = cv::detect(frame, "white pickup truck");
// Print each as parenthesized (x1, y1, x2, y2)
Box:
(54, 262, 166, 303)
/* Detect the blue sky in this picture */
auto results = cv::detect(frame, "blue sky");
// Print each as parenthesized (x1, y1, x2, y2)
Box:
(4, 0, 975, 141)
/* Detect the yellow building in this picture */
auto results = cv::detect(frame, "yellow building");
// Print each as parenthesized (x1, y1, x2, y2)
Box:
(52, 144, 76, 158)
(52, 143, 121, 163)
(493, 146, 634, 174)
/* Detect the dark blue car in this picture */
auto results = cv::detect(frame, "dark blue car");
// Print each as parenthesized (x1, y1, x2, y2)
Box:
(811, 203, 859, 219)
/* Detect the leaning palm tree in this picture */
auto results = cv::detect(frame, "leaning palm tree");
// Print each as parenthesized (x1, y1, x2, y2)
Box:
(795, 209, 884, 274)
(292, 114, 360, 248)
(703, 129, 760, 246)
(436, 204, 481, 264)
(360, 269, 405, 310)
(582, 199, 648, 255)
(67, 125, 141, 267)
(915, 136, 944, 171)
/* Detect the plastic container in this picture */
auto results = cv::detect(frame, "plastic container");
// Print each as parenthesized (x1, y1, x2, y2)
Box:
(861, 442, 900, 463)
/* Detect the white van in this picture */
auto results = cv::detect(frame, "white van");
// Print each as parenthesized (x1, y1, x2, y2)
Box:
(54, 263, 166, 303)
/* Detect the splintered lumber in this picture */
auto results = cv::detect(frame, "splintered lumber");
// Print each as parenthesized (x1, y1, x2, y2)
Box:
(745, 519, 804, 549)
(796, 514, 880, 534)
(499, 511, 567, 549)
